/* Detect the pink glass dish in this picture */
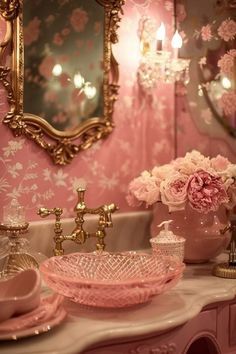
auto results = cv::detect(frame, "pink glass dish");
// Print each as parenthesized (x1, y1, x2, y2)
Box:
(0, 269, 41, 322)
(0, 294, 66, 340)
(40, 252, 184, 308)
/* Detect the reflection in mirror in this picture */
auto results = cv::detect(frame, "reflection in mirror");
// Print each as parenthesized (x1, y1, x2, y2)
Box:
(199, 40, 236, 137)
(0, 0, 124, 165)
(179, 0, 236, 137)
(23, 0, 104, 132)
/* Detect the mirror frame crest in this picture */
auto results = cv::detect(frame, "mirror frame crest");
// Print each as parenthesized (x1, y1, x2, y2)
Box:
(0, 0, 124, 165)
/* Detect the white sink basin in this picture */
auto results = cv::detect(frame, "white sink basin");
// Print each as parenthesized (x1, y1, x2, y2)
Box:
(28, 211, 153, 258)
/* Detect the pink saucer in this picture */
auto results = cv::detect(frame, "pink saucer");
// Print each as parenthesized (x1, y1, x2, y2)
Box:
(0, 294, 66, 340)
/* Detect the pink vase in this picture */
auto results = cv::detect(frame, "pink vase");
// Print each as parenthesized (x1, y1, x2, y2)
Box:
(150, 204, 231, 264)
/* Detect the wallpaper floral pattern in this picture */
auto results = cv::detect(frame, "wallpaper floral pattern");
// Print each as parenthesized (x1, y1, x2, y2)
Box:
(176, 0, 236, 159)
(0, 0, 175, 221)
(1, 0, 235, 222)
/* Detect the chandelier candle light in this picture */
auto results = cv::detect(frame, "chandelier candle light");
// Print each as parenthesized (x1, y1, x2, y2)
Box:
(138, 17, 190, 89)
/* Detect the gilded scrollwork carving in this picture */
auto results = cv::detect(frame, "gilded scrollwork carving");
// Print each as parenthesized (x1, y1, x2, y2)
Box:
(130, 343, 177, 354)
(0, 0, 124, 165)
(0, 0, 19, 20)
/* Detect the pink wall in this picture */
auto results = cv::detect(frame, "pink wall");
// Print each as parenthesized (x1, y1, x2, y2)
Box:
(2, 0, 234, 223)
(0, 1, 175, 221)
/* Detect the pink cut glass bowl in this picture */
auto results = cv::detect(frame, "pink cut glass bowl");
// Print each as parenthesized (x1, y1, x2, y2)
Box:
(40, 252, 184, 308)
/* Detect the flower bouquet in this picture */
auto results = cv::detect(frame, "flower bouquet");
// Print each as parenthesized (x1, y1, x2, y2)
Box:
(127, 150, 236, 262)
(127, 150, 236, 214)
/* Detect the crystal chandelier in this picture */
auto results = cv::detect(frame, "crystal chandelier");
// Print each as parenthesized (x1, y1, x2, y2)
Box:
(138, 17, 190, 90)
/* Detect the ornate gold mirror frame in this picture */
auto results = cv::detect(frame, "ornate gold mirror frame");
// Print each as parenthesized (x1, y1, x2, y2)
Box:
(0, 0, 124, 165)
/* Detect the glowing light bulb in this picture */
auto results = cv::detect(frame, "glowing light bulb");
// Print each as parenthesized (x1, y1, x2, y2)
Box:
(52, 64, 62, 76)
(156, 22, 166, 40)
(171, 30, 183, 49)
(84, 83, 96, 99)
(221, 76, 231, 89)
(73, 72, 85, 88)
(171, 30, 182, 59)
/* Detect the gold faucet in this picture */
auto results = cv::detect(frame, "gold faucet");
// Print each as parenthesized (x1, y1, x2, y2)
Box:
(38, 188, 118, 256)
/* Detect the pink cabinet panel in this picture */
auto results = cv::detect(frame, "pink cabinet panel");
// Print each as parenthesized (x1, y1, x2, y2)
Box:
(85, 309, 218, 354)
(230, 304, 236, 347)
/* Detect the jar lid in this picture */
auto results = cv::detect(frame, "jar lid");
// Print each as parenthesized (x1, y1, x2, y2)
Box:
(155, 220, 180, 242)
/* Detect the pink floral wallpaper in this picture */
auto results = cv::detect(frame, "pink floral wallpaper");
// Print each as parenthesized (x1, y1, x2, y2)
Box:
(0, 0, 235, 222)
(0, 0, 175, 221)
(176, 0, 236, 161)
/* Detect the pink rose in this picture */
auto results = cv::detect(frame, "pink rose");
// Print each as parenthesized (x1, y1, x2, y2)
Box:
(218, 18, 236, 41)
(218, 50, 236, 76)
(160, 174, 189, 212)
(201, 24, 213, 41)
(187, 170, 228, 213)
(127, 171, 160, 206)
(211, 155, 230, 172)
(173, 151, 213, 175)
(220, 91, 236, 116)
(70, 8, 88, 32)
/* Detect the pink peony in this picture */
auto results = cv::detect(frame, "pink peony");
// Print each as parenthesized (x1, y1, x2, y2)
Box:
(218, 18, 236, 41)
(211, 155, 230, 172)
(70, 8, 88, 32)
(201, 25, 213, 41)
(39, 56, 56, 79)
(220, 91, 236, 116)
(127, 151, 236, 213)
(187, 170, 228, 213)
(152, 164, 175, 180)
(172, 151, 212, 176)
(24, 17, 41, 46)
(127, 171, 161, 206)
(218, 49, 236, 76)
(160, 174, 189, 212)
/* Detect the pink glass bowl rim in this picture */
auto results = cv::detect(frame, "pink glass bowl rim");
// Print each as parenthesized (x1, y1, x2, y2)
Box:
(40, 252, 185, 288)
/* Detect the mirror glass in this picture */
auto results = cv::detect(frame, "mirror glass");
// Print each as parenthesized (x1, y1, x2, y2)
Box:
(179, 0, 236, 137)
(23, 0, 104, 131)
(0, 0, 123, 165)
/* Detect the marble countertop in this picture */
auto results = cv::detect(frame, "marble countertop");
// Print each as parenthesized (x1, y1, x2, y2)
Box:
(1, 254, 236, 354)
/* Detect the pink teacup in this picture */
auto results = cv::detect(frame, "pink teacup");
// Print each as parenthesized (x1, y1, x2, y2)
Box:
(0, 269, 41, 322)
